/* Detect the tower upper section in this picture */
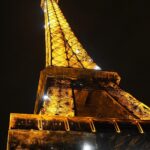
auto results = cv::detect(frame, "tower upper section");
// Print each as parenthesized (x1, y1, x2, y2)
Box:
(41, 0, 101, 70)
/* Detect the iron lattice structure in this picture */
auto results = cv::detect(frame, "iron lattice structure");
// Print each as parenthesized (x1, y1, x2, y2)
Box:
(37, 0, 150, 119)
(7, 0, 150, 149)
(41, 0, 100, 69)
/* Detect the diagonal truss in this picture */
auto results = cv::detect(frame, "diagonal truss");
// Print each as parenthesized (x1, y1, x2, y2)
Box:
(39, 0, 150, 119)
(41, 0, 101, 69)
(6, 1, 150, 149)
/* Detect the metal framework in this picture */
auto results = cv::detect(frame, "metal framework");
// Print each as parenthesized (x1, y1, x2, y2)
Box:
(34, 67, 150, 120)
(41, 0, 100, 70)
(36, 0, 150, 118)
(7, 0, 150, 149)
(10, 113, 150, 134)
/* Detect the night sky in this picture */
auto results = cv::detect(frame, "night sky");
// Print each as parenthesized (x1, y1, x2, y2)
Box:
(1, 0, 150, 149)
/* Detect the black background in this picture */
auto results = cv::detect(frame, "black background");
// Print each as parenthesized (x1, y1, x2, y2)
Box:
(1, 0, 150, 149)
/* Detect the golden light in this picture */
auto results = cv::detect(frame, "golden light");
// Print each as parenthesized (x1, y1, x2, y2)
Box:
(41, 0, 101, 69)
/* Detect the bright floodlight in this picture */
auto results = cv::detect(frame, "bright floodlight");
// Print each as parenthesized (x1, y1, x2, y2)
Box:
(76, 49, 80, 54)
(83, 143, 93, 150)
(94, 65, 101, 70)
(43, 95, 49, 100)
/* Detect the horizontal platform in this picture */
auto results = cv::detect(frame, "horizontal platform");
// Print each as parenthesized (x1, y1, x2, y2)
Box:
(9, 113, 150, 134)
(42, 66, 121, 84)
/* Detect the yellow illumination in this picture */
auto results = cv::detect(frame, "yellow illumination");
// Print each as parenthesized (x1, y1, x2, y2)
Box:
(41, 0, 100, 69)
(40, 86, 74, 117)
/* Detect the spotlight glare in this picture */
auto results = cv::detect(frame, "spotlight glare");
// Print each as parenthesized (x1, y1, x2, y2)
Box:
(83, 143, 93, 150)
(94, 65, 101, 70)
(43, 95, 49, 100)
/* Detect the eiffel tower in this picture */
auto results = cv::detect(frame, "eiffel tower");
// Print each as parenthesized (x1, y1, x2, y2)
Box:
(7, 0, 150, 149)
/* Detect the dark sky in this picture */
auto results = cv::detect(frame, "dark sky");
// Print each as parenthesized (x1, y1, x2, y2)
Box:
(1, 0, 150, 148)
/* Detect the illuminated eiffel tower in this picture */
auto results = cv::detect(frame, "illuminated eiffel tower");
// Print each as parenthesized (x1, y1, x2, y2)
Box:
(7, 0, 150, 149)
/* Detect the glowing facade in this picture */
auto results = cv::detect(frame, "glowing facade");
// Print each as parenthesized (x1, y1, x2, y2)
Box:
(36, 0, 150, 119)
(42, 0, 99, 69)
(37, 0, 101, 117)
(7, 0, 150, 149)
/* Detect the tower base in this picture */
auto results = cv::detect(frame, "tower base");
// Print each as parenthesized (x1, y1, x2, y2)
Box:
(7, 113, 150, 150)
